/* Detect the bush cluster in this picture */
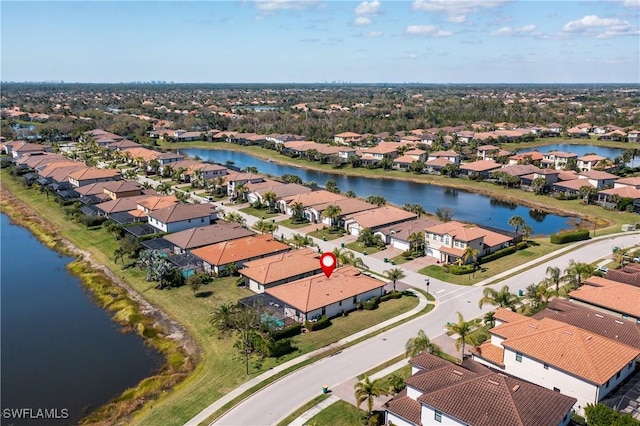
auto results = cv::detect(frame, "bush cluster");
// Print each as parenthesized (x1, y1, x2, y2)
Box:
(550, 228, 590, 244)
(305, 315, 331, 331)
(380, 291, 402, 301)
(363, 297, 381, 310)
(480, 242, 528, 263)
(270, 323, 302, 341)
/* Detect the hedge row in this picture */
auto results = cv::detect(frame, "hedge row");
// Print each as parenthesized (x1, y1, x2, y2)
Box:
(381, 291, 402, 302)
(265, 338, 296, 357)
(270, 323, 302, 341)
(363, 297, 381, 310)
(550, 228, 590, 244)
(305, 315, 331, 331)
(480, 242, 528, 264)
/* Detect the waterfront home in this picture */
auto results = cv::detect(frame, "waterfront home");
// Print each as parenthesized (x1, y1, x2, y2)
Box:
(374, 217, 440, 251)
(68, 167, 122, 188)
(597, 129, 627, 141)
(359, 145, 398, 165)
(578, 154, 608, 172)
(95, 195, 150, 217)
(459, 160, 502, 179)
(552, 179, 594, 196)
(246, 183, 312, 207)
(191, 234, 291, 275)
(308, 197, 378, 226)
(147, 203, 218, 233)
(122, 146, 183, 166)
(424, 221, 512, 264)
(577, 170, 618, 189)
(427, 150, 460, 165)
(424, 157, 453, 174)
(159, 159, 227, 180)
(277, 190, 345, 217)
(385, 352, 576, 426)
(507, 150, 544, 166)
(471, 309, 640, 415)
(264, 266, 385, 323)
(498, 164, 541, 178)
(162, 221, 254, 254)
(628, 130, 640, 143)
(392, 149, 427, 171)
(344, 206, 417, 237)
(597, 186, 640, 211)
(568, 276, 640, 322)
(334, 131, 362, 145)
(240, 248, 322, 293)
(107, 139, 141, 151)
(541, 151, 578, 169)
(520, 168, 561, 190)
(12, 142, 52, 158)
(547, 123, 564, 135)
(224, 172, 265, 198)
(567, 126, 591, 138)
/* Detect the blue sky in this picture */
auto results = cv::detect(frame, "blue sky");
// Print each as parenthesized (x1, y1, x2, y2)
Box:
(2, 1, 638, 83)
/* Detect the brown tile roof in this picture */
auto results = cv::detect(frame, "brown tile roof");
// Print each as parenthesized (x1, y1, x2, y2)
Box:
(533, 299, 640, 350)
(384, 389, 421, 425)
(148, 203, 216, 224)
(477, 144, 500, 151)
(254, 183, 312, 199)
(606, 267, 640, 288)
(95, 195, 149, 214)
(570, 276, 640, 318)
(361, 146, 398, 155)
(409, 351, 453, 371)
(335, 131, 362, 138)
(240, 248, 321, 285)
(546, 150, 577, 158)
(102, 180, 141, 193)
(425, 221, 487, 243)
(74, 181, 113, 196)
(281, 190, 344, 207)
(377, 217, 441, 241)
(417, 372, 576, 426)
(393, 155, 418, 164)
(579, 170, 618, 180)
(68, 167, 121, 181)
(425, 157, 453, 167)
(499, 164, 541, 177)
(494, 307, 529, 324)
(137, 195, 179, 211)
(38, 161, 85, 178)
(429, 150, 459, 157)
(345, 206, 417, 229)
(312, 197, 378, 216)
(553, 179, 594, 191)
(579, 154, 606, 162)
(599, 186, 640, 198)
(191, 234, 291, 266)
(471, 342, 505, 367)
(509, 151, 544, 162)
(162, 222, 254, 250)
(615, 177, 640, 187)
(265, 266, 384, 312)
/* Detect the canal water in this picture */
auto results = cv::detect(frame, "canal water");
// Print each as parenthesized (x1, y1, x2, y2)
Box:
(516, 143, 627, 160)
(182, 148, 576, 235)
(0, 214, 163, 425)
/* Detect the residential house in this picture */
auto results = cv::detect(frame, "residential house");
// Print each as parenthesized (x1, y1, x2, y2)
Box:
(265, 266, 385, 323)
(628, 130, 639, 143)
(471, 309, 640, 415)
(375, 217, 440, 251)
(552, 179, 594, 196)
(136, 195, 179, 214)
(359, 145, 398, 165)
(578, 155, 608, 172)
(614, 177, 640, 189)
(507, 150, 544, 166)
(162, 222, 254, 254)
(246, 183, 312, 207)
(147, 203, 218, 233)
(520, 168, 560, 190)
(547, 123, 564, 136)
(424, 221, 512, 264)
(541, 151, 578, 170)
(393, 149, 427, 170)
(568, 276, 640, 322)
(102, 180, 143, 199)
(277, 190, 344, 219)
(12, 143, 51, 158)
(597, 186, 640, 211)
(344, 206, 417, 237)
(459, 160, 502, 179)
(577, 170, 617, 189)
(476, 145, 501, 160)
(67, 167, 122, 188)
(306, 197, 377, 226)
(606, 264, 640, 288)
(75, 181, 114, 205)
(225, 172, 265, 198)
(424, 157, 454, 174)
(240, 248, 322, 293)
(567, 126, 590, 138)
(191, 234, 291, 275)
(334, 132, 362, 145)
(160, 159, 227, 181)
(385, 352, 576, 426)
(597, 130, 627, 141)
(427, 151, 460, 166)
(94, 195, 150, 217)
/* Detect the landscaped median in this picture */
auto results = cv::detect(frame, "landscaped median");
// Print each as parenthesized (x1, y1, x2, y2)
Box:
(0, 169, 428, 426)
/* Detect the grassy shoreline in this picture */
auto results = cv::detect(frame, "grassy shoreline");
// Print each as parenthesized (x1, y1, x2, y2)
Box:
(0, 180, 194, 425)
(163, 140, 637, 232)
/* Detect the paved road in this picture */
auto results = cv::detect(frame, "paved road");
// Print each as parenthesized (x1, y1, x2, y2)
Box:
(207, 225, 639, 426)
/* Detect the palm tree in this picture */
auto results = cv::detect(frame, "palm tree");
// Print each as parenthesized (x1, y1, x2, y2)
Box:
(233, 182, 247, 201)
(289, 233, 317, 249)
(253, 219, 278, 235)
(113, 247, 126, 268)
(385, 268, 406, 292)
(407, 231, 425, 255)
(262, 191, 277, 213)
(478, 285, 519, 310)
(243, 166, 258, 174)
(332, 248, 366, 268)
(545, 266, 561, 292)
(156, 182, 173, 195)
(461, 246, 479, 265)
(405, 329, 442, 358)
(445, 312, 475, 361)
(562, 259, 594, 290)
(435, 207, 454, 222)
(483, 311, 495, 328)
(508, 215, 526, 252)
(354, 376, 387, 415)
(322, 204, 342, 231)
(290, 201, 305, 223)
(520, 224, 534, 245)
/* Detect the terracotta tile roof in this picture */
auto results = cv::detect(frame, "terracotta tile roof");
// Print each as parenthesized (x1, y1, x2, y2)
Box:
(417, 372, 576, 426)
(38, 161, 84, 178)
(425, 221, 488, 243)
(191, 234, 291, 266)
(68, 167, 121, 181)
(500, 164, 541, 177)
(599, 186, 640, 198)
(254, 183, 312, 199)
(240, 248, 321, 285)
(509, 151, 544, 162)
(482, 230, 513, 248)
(425, 157, 453, 167)
(384, 389, 421, 425)
(361, 145, 398, 155)
(615, 177, 640, 187)
(345, 206, 417, 229)
(377, 217, 441, 241)
(460, 160, 502, 172)
(533, 299, 640, 350)
(477, 144, 500, 151)
(312, 198, 378, 216)
(579, 170, 618, 180)
(579, 154, 606, 162)
(393, 155, 418, 164)
(265, 266, 384, 312)
(148, 203, 215, 224)
(470, 342, 505, 367)
(75, 181, 113, 196)
(103, 180, 141, 193)
(557, 170, 578, 181)
(545, 150, 577, 158)
(606, 267, 640, 288)
(95, 195, 149, 214)
(137, 195, 179, 211)
(281, 190, 344, 207)
(570, 276, 640, 318)
(162, 222, 254, 250)
(553, 179, 593, 191)
(405, 149, 426, 156)
(409, 351, 452, 371)
(334, 131, 361, 138)
(429, 150, 459, 157)
(494, 307, 529, 324)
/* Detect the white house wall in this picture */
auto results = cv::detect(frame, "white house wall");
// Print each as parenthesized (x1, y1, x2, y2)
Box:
(420, 405, 465, 425)
(386, 412, 416, 426)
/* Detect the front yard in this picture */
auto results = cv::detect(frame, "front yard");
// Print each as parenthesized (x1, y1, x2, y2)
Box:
(239, 205, 280, 219)
(308, 227, 346, 241)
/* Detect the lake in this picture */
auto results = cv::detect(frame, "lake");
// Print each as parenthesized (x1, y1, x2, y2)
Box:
(182, 148, 576, 235)
(0, 214, 163, 425)
(517, 143, 638, 166)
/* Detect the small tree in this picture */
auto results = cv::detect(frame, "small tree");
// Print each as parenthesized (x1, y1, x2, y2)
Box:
(508, 215, 526, 252)
(405, 329, 442, 358)
(187, 273, 205, 296)
(354, 376, 388, 416)
(385, 268, 406, 292)
(445, 312, 475, 361)
(435, 207, 454, 222)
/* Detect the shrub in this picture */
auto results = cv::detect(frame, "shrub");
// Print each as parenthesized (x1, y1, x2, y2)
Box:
(270, 323, 302, 340)
(363, 297, 380, 310)
(305, 315, 331, 331)
(448, 264, 475, 275)
(264, 338, 296, 357)
(480, 242, 528, 264)
(550, 228, 590, 244)
(381, 291, 402, 301)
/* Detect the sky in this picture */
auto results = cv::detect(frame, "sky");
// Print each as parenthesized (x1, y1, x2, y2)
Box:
(1, 0, 639, 84)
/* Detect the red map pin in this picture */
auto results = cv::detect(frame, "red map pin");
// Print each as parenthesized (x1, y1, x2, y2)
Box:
(319, 252, 337, 278)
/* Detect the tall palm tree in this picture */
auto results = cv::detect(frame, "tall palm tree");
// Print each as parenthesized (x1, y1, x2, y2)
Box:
(478, 285, 519, 310)
(289, 233, 317, 249)
(290, 201, 305, 223)
(508, 215, 526, 252)
(461, 246, 479, 265)
(385, 268, 406, 292)
(562, 259, 594, 290)
(332, 248, 366, 268)
(354, 376, 388, 415)
(405, 329, 442, 358)
(322, 204, 342, 231)
(156, 182, 173, 195)
(262, 191, 277, 212)
(445, 312, 475, 361)
(545, 266, 561, 292)
(233, 182, 247, 201)
(224, 212, 246, 227)
(407, 231, 425, 255)
(113, 247, 126, 268)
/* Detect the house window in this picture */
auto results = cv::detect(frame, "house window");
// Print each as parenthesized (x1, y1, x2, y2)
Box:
(605, 380, 610, 388)
(321, 307, 326, 315)
(353, 296, 357, 304)
(339, 300, 342, 306)
(553, 387, 560, 392)
(515, 352, 522, 362)
(444, 237, 450, 245)
(616, 371, 621, 379)
(258, 284, 262, 290)
(543, 363, 549, 370)
(434, 410, 442, 422)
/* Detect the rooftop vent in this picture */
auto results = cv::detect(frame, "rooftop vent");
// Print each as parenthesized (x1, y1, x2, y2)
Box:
(488, 379, 499, 385)
(615, 320, 624, 324)
(512, 385, 520, 392)
(595, 314, 603, 318)
(452, 370, 463, 376)
(563, 330, 573, 335)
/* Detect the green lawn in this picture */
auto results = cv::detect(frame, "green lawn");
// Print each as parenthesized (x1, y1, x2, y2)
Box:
(239, 206, 279, 219)
(419, 239, 559, 285)
(278, 218, 312, 229)
(388, 253, 415, 265)
(307, 400, 366, 426)
(275, 394, 332, 426)
(346, 241, 384, 255)
(308, 227, 346, 241)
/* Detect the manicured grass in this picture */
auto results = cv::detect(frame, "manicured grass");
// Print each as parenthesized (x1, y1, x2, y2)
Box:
(308, 227, 346, 241)
(238, 206, 279, 219)
(346, 241, 384, 255)
(278, 218, 312, 229)
(307, 400, 364, 426)
(275, 394, 331, 426)
(419, 239, 558, 285)
(388, 253, 414, 265)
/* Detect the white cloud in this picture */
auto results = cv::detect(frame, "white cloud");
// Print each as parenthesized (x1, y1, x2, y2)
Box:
(622, 0, 640, 8)
(406, 25, 453, 37)
(490, 24, 536, 37)
(411, 0, 510, 23)
(253, 0, 319, 14)
(365, 31, 383, 37)
(354, 16, 372, 26)
(355, 0, 381, 15)
(563, 15, 639, 38)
